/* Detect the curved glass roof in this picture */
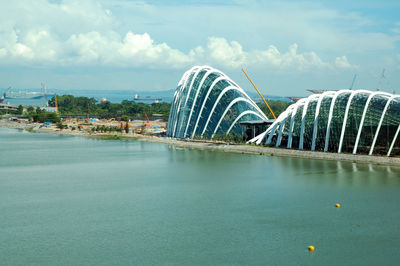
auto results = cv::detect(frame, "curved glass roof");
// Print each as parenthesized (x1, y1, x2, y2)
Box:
(249, 90, 400, 156)
(167, 65, 268, 139)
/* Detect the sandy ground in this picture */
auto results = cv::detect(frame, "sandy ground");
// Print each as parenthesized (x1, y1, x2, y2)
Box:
(1, 118, 400, 167)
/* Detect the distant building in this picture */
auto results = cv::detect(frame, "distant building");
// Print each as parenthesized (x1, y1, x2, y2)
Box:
(250, 89, 400, 156)
(167, 66, 268, 138)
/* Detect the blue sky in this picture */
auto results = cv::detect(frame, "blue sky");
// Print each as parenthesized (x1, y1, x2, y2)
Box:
(0, 0, 399, 96)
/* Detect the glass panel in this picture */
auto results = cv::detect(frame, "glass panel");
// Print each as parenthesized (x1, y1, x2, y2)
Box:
(357, 95, 389, 154)
(372, 98, 400, 155)
(302, 97, 318, 150)
(327, 92, 350, 152)
(314, 95, 333, 151)
(291, 105, 304, 149)
(341, 93, 369, 153)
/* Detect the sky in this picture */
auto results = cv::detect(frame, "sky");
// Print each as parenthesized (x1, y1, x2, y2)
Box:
(0, 0, 399, 97)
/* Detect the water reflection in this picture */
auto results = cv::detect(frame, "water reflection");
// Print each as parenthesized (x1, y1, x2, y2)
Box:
(273, 156, 400, 187)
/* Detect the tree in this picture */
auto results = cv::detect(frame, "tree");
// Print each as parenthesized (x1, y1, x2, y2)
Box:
(125, 122, 129, 133)
(121, 115, 129, 122)
(17, 105, 24, 115)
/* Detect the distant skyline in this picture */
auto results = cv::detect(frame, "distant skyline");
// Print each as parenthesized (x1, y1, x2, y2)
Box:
(0, 0, 399, 96)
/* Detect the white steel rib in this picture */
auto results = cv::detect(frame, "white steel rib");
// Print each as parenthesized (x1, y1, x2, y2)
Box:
(337, 90, 370, 153)
(172, 67, 199, 137)
(287, 100, 304, 148)
(190, 76, 234, 138)
(299, 94, 319, 150)
(387, 124, 400, 156)
(212, 98, 263, 137)
(201, 87, 261, 136)
(184, 69, 227, 138)
(226, 110, 265, 135)
(266, 122, 280, 145)
(369, 95, 396, 155)
(324, 90, 352, 152)
(352, 92, 391, 154)
(176, 68, 204, 135)
(311, 91, 334, 151)
(276, 117, 287, 147)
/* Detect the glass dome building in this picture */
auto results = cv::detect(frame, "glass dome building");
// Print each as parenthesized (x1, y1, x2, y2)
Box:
(167, 66, 268, 139)
(249, 90, 400, 156)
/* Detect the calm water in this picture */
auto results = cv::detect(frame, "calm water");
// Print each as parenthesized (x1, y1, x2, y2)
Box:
(1, 89, 174, 106)
(1, 128, 400, 265)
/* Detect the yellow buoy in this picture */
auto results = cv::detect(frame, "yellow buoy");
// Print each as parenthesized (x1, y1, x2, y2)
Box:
(335, 203, 341, 208)
(308, 245, 315, 252)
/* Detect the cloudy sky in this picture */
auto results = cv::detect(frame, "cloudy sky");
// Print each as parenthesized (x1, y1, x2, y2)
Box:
(0, 0, 399, 96)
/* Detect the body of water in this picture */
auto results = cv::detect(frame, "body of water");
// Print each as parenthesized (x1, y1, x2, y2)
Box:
(1, 89, 175, 107)
(1, 128, 400, 265)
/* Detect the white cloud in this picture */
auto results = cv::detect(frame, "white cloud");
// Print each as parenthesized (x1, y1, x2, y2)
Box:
(205, 37, 247, 68)
(335, 56, 352, 69)
(0, 0, 357, 71)
(195, 39, 343, 71)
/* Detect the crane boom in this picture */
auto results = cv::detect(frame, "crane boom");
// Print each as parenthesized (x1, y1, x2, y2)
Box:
(349, 74, 357, 90)
(241, 68, 276, 119)
(54, 90, 58, 115)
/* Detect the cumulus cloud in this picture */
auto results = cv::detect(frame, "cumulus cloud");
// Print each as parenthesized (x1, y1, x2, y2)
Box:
(205, 37, 247, 68)
(335, 56, 352, 69)
(0, 0, 356, 71)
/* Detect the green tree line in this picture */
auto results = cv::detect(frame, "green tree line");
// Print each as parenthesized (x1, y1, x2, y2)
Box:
(257, 100, 292, 118)
(48, 95, 171, 118)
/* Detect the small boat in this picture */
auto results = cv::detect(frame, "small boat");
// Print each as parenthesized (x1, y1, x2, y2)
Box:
(0, 95, 4, 103)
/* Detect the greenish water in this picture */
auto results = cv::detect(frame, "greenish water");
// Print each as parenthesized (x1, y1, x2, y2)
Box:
(1, 128, 400, 265)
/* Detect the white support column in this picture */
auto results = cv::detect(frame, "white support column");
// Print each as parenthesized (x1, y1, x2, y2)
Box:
(183, 67, 216, 138)
(172, 67, 199, 137)
(226, 110, 264, 136)
(299, 95, 319, 150)
(211, 97, 257, 137)
(324, 90, 352, 152)
(387, 124, 400, 156)
(311, 92, 333, 151)
(276, 117, 287, 147)
(201, 87, 263, 136)
(181, 67, 225, 138)
(352, 92, 390, 154)
(337, 91, 360, 153)
(266, 122, 280, 145)
(191, 76, 236, 138)
(177, 67, 206, 136)
(369, 96, 395, 155)
(287, 102, 302, 149)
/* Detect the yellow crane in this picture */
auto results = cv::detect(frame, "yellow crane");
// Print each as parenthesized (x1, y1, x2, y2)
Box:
(54, 90, 59, 115)
(241, 68, 276, 119)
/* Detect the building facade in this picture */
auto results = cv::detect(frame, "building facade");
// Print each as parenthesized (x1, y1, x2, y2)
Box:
(249, 90, 400, 156)
(167, 66, 267, 139)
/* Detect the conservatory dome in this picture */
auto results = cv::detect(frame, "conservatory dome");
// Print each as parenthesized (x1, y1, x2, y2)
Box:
(167, 66, 267, 139)
(249, 90, 400, 156)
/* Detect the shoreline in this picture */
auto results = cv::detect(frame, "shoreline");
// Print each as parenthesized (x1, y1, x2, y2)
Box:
(1, 119, 400, 167)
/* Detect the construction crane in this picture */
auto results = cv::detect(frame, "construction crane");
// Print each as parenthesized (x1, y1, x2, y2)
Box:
(54, 90, 59, 115)
(241, 68, 276, 119)
(349, 74, 357, 90)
